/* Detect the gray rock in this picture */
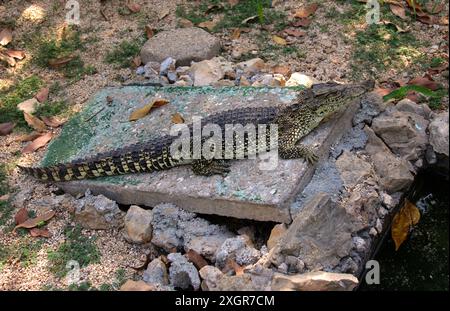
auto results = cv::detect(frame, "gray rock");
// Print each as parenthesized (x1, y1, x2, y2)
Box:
(123, 205, 153, 244)
(336, 151, 372, 188)
(167, 71, 177, 83)
(271, 193, 357, 271)
(140, 28, 221, 66)
(135, 66, 145, 75)
(364, 126, 414, 193)
(167, 252, 201, 290)
(342, 185, 380, 231)
(352, 236, 367, 253)
(285, 72, 317, 88)
(74, 190, 124, 229)
(190, 58, 224, 86)
(215, 269, 273, 291)
(396, 99, 431, 119)
(331, 124, 368, 158)
(151, 203, 234, 260)
(215, 236, 261, 268)
(271, 271, 358, 291)
(159, 57, 176, 76)
(143, 257, 169, 286)
(199, 265, 223, 291)
(428, 111, 449, 156)
(371, 109, 429, 162)
(352, 92, 385, 125)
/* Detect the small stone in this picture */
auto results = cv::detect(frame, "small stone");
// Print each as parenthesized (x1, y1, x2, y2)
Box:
(239, 76, 251, 86)
(190, 58, 224, 86)
(17, 98, 39, 114)
(336, 151, 372, 188)
(159, 57, 176, 76)
(199, 265, 223, 291)
(143, 257, 169, 286)
(215, 236, 261, 268)
(236, 58, 265, 75)
(167, 252, 201, 290)
(135, 66, 145, 75)
(176, 75, 193, 86)
(267, 223, 287, 250)
(178, 18, 194, 28)
(277, 263, 288, 273)
(123, 205, 153, 244)
(375, 218, 383, 233)
(380, 192, 397, 209)
(285, 256, 305, 273)
(212, 79, 235, 87)
(167, 71, 177, 83)
(120, 280, 155, 291)
(428, 111, 449, 156)
(369, 227, 378, 237)
(378, 206, 388, 218)
(175, 66, 190, 77)
(285, 72, 317, 88)
(353, 236, 367, 253)
(272, 271, 358, 291)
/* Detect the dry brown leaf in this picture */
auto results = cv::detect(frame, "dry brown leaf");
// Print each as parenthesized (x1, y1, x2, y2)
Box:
(197, 20, 217, 31)
(272, 35, 287, 45)
(186, 249, 208, 270)
(23, 112, 47, 132)
(390, 4, 407, 19)
(294, 3, 318, 18)
(13, 210, 56, 231)
(178, 18, 194, 28)
(48, 55, 76, 69)
(406, 0, 423, 11)
(428, 63, 449, 75)
(379, 20, 410, 33)
(408, 76, 440, 91)
(4, 49, 25, 60)
(391, 199, 420, 250)
(129, 98, 169, 121)
(145, 25, 154, 39)
(15, 208, 29, 225)
(284, 28, 306, 37)
(158, 7, 170, 20)
(0, 28, 12, 46)
(0, 52, 15, 66)
(228, 0, 240, 6)
(0, 122, 15, 135)
(373, 87, 393, 97)
(229, 259, 245, 276)
(41, 116, 64, 128)
(231, 28, 241, 40)
(30, 228, 51, 238)
(272, 65, 291, 77)
(171, 113, 185, 124)
(292, 18, 312, 27)
(126, 2, 141, 13)
(22, 132, 53, 153)
(35, 87, 49, 103)
(17, 131, 42, 142)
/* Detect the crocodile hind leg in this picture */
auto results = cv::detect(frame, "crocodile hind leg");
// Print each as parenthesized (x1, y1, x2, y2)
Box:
(192, 159, 231, 176)
(279, 144, 318, 164)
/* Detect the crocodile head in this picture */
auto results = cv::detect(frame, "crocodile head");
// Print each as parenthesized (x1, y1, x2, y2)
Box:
(310, 80, 375, 120)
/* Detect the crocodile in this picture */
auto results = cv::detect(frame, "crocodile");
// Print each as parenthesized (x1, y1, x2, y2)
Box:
(18, 80, 374, 182)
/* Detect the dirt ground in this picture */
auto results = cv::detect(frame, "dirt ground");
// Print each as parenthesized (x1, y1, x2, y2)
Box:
(0, 0, 448, 290)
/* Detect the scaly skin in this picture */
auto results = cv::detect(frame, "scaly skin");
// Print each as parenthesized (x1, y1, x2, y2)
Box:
(18, 80, 374, 181)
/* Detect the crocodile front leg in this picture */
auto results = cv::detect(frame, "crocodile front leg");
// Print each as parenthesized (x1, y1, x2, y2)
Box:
(278, 120, 319, 164)
(279, 144, 318, 163)
(192, 159, 231, 176)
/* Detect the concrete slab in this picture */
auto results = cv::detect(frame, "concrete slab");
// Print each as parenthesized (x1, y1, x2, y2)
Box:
(41, 86, 357, 223)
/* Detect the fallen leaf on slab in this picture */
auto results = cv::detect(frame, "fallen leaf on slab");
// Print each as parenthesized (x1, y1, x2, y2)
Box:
(408, 76, 440, 91)
(0, 28, 12, 46)
(390, 4, 407, 19)
(23, 112, 47, 132)
(231, 28, 241, 40)
(41, 116, 64, 128)
(292, 18, 312, 27)
(48, 55, 76, 69)
(13, 210, 56, 231)
(171, 113, 185, 124)
(35, 87, 49, 103)
(129, 98, 169, 121)
(4, 49, 25, 60)
(15, 208, 29, 225)
(22, 132, 53, 153)
(0, 122, 15, 135)
(145, 25, 154, 39)
(30, 228, 51, 238)
(391, 199, 420, 250)
(17, 131, 42, 142)
(241, 15, 258, 24)
(294, 3, 318, 18)
(283, 28, 306, 37)
(197, 20, 217, 31)
(126, 2, 141, 13)
(272, 35, 287, 45)
(186, 249, 208, 270)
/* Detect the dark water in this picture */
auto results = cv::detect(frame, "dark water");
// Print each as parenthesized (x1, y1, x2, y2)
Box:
(361, 169, 449, 291)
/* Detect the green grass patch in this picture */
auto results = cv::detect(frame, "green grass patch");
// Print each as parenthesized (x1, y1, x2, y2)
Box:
(176, 0, 286, 32)
(47, 225, 100, 278)
(105, 40, 142, 68)
(0, 76, 43, 126)
(34, 100, 68, 118)
(0, 238, 44, 268)
(383, 85, 448, 110)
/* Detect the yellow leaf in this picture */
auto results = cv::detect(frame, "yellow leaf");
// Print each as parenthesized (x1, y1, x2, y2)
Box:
(272, 35, 287, 46)
(129, 99, 169, 121)
(391, 199, 421, 250)
(197, 20, 217, 31)
(171, 113, 185, 124)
